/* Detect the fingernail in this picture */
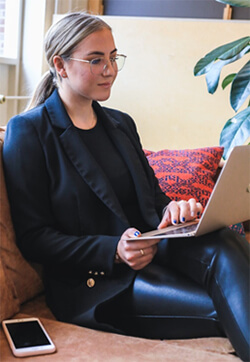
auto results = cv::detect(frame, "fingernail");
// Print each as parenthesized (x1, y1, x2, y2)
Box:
(197, 212, 201, 218)
(134, 231, 140, 237)
(173, 220, 177, 224)
(182, 217, 185, 222)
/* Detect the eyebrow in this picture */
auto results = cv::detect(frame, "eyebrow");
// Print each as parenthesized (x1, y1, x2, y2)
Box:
(87, 48, 117, 56)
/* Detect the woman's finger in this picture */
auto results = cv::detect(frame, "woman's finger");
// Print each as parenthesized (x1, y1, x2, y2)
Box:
(188, 198, 197, 218)
(158, 198, 204, 229)
(117, 228, 159, 270)
(178, 200, 189, 223)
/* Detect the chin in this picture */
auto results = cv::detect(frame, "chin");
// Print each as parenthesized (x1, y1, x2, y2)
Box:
(95, 94, 111, 102)
(95, 87, 113, 101)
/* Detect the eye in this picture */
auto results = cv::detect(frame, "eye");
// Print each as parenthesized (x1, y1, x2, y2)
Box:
(110, 57, 117, 63)
(91, 58, 103, 65)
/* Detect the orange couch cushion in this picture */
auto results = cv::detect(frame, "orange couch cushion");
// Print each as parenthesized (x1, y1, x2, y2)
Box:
(0, 133, 44, 317)
(0, 258, 19, 322)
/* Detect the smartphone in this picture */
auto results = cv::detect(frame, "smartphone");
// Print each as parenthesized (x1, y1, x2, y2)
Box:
(2, 317, 56, 357)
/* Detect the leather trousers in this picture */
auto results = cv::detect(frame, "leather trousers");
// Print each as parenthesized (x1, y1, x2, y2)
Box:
(99, 228, 250, 361)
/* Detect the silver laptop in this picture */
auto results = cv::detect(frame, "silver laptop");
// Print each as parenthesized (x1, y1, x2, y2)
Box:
(131, 145, 250, 239)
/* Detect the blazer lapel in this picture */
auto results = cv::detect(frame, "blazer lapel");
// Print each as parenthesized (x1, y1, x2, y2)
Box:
(45, 91, 129, 225)
(59, 126, 129, 224)
(45, 90, 159, 228)
(95, 103, 160, 228)
(108, 127, 160, 228)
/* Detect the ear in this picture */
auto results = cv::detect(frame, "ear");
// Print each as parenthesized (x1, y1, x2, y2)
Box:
(53, 55, 67, 78)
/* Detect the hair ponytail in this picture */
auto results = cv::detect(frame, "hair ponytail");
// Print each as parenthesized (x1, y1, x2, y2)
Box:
(25, 70, 56, 111)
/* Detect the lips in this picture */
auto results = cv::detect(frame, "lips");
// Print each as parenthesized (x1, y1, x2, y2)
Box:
(98, 82, 112, 88)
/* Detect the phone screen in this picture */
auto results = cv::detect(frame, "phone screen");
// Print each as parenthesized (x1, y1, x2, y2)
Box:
(5, 321, 51, 349)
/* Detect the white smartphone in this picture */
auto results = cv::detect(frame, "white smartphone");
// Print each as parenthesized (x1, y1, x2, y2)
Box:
(2, 317, 56, 357)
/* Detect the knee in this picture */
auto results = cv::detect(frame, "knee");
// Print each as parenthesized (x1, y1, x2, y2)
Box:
(198, 228, 249, 287)
(213, 228, 249, 260)
(204, 228, 249, 285)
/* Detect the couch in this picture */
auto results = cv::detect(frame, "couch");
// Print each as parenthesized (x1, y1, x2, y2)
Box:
(0, 126, 244, 361)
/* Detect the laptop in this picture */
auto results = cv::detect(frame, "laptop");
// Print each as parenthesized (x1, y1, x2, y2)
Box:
(130, 145, 250, 240)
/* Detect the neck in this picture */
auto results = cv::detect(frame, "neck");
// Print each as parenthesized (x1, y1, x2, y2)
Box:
(68, 106, 97, 130)
(58, 88, 97, 130)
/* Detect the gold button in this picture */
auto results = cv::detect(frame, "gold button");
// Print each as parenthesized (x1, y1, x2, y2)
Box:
(87, 278, 95, 288)
(100, 271, 105, 275)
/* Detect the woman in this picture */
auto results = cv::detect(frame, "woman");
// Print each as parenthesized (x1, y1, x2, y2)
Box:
(3, 13, 249, 360)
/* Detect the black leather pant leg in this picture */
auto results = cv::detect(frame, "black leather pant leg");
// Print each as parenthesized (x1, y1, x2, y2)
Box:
(165, 228, 250, 362)
(96, 228, 249, 360)
(121, 263, 224, 339)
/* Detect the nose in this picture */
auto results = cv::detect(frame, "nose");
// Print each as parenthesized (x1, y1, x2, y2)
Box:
(102, 59, 116, 75)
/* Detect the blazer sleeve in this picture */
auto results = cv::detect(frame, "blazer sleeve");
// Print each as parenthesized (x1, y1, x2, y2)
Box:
(3, 115, 120, 278)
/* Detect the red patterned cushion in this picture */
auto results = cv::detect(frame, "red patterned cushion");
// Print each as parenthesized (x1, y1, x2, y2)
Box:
(143, 149, 153, 157)
(146, 147, 223, 208)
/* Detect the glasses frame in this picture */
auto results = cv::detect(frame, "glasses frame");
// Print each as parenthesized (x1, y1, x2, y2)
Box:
(68, 54, 127, 75)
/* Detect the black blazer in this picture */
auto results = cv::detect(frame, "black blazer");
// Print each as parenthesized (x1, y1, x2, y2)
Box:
(3, 89, 170, 331)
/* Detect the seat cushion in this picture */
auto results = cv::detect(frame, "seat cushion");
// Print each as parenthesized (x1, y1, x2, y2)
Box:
(0, 314, 237, 361)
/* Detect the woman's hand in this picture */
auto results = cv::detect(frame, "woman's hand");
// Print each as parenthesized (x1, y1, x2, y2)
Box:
(158, 198, 203, 229)
(116, 228, 160, 270)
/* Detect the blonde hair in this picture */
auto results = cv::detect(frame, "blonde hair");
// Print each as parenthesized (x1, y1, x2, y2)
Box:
(26, 12, 111, 110)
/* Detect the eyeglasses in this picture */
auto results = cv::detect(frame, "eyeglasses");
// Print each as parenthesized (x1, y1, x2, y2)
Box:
(68, 54, 127, 75)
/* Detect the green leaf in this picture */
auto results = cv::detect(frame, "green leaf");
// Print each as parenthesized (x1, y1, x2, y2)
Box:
(222, 74, 236, 89)
(220, 107, 250, 159)
(219, 41, 250, 61)
(194, 37, 250, 76)
(204, 48, 249, 94)
(205, 58, 229, 93)
(216, 0, 250, 7)
(230, 60, 250, 111)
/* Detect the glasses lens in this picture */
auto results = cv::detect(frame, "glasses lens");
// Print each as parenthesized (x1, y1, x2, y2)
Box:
(116, 55, 126, 72)
(90, 58, 106, 75)
(90, 55, 126, 75)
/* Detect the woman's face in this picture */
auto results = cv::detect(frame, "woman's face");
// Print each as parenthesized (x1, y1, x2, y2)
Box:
(60, 28, 118, 103)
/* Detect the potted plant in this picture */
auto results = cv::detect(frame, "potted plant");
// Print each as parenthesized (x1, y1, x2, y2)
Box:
(194, 0, 250, 159)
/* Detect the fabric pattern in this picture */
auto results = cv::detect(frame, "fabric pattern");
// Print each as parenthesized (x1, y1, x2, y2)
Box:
(146, 147, 223, 208)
